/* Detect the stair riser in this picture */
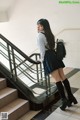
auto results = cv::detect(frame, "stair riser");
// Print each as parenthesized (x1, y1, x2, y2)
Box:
(8, 102, 30, 120)
(0, 80, 7, 90)
(0, 91, 18, 108)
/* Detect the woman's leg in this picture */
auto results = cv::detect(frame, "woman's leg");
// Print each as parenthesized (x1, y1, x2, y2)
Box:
(51, 69, 68, 110)
(51, 69, 62, 82)
(58, 68, 78, 106)
(57, 68, 66, 81)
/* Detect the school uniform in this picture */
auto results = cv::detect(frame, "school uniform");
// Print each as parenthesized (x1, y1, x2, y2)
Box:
(37, 32, 65, 75)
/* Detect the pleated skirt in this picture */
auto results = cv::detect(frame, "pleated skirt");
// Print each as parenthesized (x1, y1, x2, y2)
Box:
(43, 50, 65, 75)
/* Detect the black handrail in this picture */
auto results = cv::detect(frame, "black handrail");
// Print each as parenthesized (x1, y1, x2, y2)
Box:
(0, 34, 40, 64)
(0, 42, 45, 81)
(0, 33, 47, 84)
(0, 33, 56, 102)
(0, 50, 42, 84)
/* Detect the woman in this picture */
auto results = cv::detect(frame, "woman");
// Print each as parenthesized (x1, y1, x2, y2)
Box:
(37, 19, 77, 111)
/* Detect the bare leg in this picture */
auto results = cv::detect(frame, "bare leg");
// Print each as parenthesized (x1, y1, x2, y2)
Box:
(58, 68, 66, 81)
(51, 69, 62, 82)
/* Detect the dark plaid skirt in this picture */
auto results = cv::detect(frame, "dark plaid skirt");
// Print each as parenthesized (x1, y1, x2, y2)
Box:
(43, 50, 65, 75)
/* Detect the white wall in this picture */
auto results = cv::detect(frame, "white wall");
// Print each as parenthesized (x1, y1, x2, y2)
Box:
(57, 30, 80, 68)
(0, 0, 80, 68)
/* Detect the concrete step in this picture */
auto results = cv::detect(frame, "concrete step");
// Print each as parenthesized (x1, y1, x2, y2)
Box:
(18, 110, 40, 120)
(0, 87, 18, 108)
(0, 78, 7, 90)
(0, 98, 30, 120)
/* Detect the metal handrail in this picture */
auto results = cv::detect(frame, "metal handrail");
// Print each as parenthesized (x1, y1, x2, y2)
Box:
(0, 50, 43, 83)
(0, 41, 43, 73)
(0, 52, 44, 86)
(55, 28, 80, 36)
(0, 34, 40, 64)
(0, 34, 52, 98)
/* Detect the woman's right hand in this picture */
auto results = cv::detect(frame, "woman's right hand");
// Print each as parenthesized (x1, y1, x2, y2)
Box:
(36, 60, 41, 64)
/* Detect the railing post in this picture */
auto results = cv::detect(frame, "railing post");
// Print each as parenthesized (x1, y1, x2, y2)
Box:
(44, 72, 48, 96)
(47, 75, 51, 95)
(7, 44, 13, 78)
(44, 73, 51, 97)
(35, 55, 39, 82)
(11, 47, 17, 81)
(39, 56, 43, 85)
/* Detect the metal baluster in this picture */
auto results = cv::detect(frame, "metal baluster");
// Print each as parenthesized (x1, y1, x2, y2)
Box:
(35, 55, 39, 82)
(39, 55, 43, 85)
(7, 44, 13, 78)
(11, 47, 17, 81)
(47, 75, 51, 95)
(44, 73, 48, 96)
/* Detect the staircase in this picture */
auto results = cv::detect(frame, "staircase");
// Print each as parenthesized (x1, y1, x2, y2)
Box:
(0, 78, 30, 120)
(0, 33, 59, 119)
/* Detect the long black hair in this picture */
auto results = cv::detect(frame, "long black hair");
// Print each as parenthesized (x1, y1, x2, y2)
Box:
(37, 19, 55, 50)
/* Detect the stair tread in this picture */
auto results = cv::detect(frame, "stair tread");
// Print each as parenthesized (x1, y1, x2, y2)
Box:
(0, 87, 17, 99)
(18, 110, 40, 120)
(0, 98, 29, 114)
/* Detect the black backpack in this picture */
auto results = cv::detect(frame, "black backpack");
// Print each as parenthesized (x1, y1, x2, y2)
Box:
(56, 39, 66, 60)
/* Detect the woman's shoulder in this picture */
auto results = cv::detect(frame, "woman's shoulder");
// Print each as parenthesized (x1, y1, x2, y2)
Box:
(37, 32, 46, 39)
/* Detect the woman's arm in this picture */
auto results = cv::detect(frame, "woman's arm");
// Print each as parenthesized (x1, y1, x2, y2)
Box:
(37, 33, 46, 62)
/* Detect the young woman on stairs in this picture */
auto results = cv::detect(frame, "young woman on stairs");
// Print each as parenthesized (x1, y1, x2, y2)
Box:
(36, 18, 78, 111)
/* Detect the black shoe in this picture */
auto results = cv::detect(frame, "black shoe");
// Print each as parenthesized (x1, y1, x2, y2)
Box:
(68, 96, 78, 107)
(62, 79, 78, 107)
(60, 98, 68, 111)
